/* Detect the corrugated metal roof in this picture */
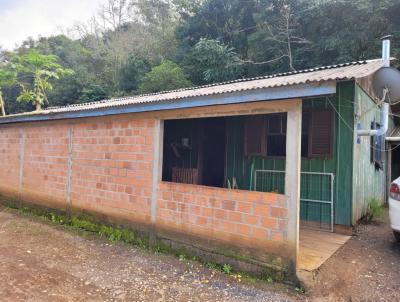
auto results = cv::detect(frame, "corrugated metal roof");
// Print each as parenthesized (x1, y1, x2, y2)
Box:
(388, 125, 400, 139)
(5, 59, 385, 118)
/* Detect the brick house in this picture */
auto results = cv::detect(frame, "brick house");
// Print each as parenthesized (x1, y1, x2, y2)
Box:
(0, 58, 392, 281)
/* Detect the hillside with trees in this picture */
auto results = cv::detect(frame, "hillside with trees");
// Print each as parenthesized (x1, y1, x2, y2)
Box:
(0, 0, 399, 114)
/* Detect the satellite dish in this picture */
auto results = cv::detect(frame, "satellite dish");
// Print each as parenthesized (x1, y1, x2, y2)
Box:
(372, 67, 400, 104)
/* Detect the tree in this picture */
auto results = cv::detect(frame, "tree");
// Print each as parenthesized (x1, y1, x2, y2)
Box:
(138, 60, 191, 93)
(14, 50, 74, 110)
(0, 67, 17, 116)
(246, 0, 311, 74)
(79, 84, 109, 103)
(183, 38, 243, 85)
(118, 55, 150, 93)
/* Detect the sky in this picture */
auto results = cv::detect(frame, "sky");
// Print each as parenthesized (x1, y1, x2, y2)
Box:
(0, 0, 106, 50)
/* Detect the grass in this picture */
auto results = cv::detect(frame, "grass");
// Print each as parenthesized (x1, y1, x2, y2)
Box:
(17, 206, 151, 249)
(365, 198, 385, 223)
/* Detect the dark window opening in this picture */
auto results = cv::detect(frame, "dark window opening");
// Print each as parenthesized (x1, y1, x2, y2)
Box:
(371, 121, 383, 170)
(162, 117, 226, 188)
(266, 113, 287, 157)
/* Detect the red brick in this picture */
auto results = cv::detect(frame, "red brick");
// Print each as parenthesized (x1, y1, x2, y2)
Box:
(221, 200, 235, 211)
(167, 201, 177, 211)
(237, 202, 252, 213)
(203, 207, 213, 217)
(162, 191, 172, 200)
(190, 205, 201, 215)
(253, 227, 268, 240)
(271, 231, 284, 241)
(254, 204, 270, 216)
(229, 212, 242, 223)
(244, 214, 258, 225)
(247, 191, 262, 202)
(271, 207, 287, 218)
(222, 221, 236, 233)
(262, 192, 279, 204)
(237, 224, 252, 236)
(261, 217, 277, 229)
(196, 216, 207, 225)
(214, 209, 227, 220)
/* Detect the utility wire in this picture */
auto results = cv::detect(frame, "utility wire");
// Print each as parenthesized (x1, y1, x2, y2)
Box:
(326, 96, 354, 132)
(357, 88, 388, 120)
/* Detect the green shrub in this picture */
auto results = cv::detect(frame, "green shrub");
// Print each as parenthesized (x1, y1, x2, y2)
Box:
(71, 216, 99, 232)
(366, 198, 384, 222)
(222, 264, 232, 274)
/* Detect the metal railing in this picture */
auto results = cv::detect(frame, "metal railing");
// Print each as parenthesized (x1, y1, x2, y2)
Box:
(254, 170, 335, 232)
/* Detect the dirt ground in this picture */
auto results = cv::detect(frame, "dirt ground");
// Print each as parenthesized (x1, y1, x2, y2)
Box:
(0, 207, 299, 302)
(310, 209, 400, 302)
(0, 207, 398, 302)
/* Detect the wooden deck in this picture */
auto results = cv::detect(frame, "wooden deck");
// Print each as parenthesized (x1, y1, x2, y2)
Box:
(298, 228, 351, 271)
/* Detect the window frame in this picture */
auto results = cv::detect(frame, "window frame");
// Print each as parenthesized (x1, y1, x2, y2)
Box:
(370, 121, 384, 170)
(243, 109, 334, 159)
(265, 113, 287, 158)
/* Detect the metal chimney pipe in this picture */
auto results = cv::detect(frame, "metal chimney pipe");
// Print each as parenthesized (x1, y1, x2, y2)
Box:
(382, 35, 392, 67)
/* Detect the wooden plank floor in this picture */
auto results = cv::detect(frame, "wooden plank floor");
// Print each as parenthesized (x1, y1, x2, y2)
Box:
(298, 228, 351, 271)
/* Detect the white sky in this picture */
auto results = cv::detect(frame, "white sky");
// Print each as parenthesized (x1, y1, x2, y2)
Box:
(0, 0, 106, 50)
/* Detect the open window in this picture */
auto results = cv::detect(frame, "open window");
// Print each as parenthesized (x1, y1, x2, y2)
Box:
(162, 117, 226, 187)
(244, 109, 333, 158)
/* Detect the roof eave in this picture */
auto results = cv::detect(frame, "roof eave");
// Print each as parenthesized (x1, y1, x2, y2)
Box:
(0, 81, 337, 124)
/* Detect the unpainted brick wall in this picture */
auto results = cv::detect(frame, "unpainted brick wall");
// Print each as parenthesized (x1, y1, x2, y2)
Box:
(0, 116, 289, 262)
(23, 125, 70, 206)
(0, 127, 21, 196)
(70, 119, 155, 224)
(157, 182, 288, 249)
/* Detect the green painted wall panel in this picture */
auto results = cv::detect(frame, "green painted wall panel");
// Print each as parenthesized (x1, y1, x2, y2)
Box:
(351, 84, 388, 224)
(164, 83, 358, 226)
(225, 82, 355, 226)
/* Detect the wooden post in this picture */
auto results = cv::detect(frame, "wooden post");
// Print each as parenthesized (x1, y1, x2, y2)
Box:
(284, 99, 302, 275)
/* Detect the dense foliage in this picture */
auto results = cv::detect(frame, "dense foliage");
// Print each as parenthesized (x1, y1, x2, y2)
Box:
(0, 0, 399, 114)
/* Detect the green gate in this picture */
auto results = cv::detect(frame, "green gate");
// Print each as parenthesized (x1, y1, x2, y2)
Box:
(254, 170, 334, 232)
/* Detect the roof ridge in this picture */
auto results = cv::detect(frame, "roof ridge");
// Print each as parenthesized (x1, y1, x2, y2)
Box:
(45, 59, 379, 111)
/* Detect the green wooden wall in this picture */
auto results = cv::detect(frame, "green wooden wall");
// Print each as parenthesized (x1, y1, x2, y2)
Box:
(163, 82, 359, 226)
(225, 81, 355, 226)
(351, 84, 388, 224)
